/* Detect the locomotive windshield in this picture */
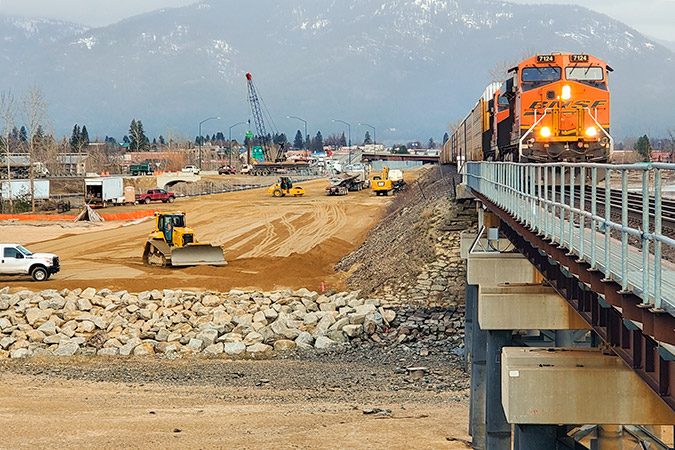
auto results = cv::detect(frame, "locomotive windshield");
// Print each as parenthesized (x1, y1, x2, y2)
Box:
(521, 67, 561, 83)
(565, 66, 604, 81)
(521, 66, 561, 91)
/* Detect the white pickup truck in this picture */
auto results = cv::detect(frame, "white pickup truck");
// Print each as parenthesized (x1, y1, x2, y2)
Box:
(0, 244, 60, 281)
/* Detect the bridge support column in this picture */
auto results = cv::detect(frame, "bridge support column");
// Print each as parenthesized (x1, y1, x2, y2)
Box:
(486, 330, 512, 449)
(468, 283, 487, 449)
(592, 425, 623, 450)
(513, 424, 557, 450)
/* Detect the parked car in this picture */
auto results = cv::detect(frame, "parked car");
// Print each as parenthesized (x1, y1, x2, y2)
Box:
(135, 189, 176, 204)
(0, 244, 59, 281)
(218, 165, 236, 175)
(182, 165, 200, 175)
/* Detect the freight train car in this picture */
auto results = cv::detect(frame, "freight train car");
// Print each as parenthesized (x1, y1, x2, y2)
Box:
(443, 52, 613, 165)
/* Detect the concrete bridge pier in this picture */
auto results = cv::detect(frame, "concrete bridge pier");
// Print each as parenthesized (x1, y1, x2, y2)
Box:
(468, 282, 487, 449)
(486, 329, 512, 449)
(513, 424, 557, 450)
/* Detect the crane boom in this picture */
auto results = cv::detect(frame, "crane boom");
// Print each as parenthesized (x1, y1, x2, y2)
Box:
(245, 73, 282, 162)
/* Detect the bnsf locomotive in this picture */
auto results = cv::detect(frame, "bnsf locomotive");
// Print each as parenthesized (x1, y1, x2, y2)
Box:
(442, 52, 612, 164)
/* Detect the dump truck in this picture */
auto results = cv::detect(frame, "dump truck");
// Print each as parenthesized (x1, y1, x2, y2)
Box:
(268, 177, 305, 197)
(143, 211, 227, 267)
(389, 169, 406, 192)
(130, 162, 154, 176)
(326, 163, 371, 195)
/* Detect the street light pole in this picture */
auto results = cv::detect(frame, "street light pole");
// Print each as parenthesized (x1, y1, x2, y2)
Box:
(332, 119, 351, 164)
(198, 116, 221, 171)
(229, 120, 248, 167)
(287, 116, 308, 156)
(358, 122, 376, 146)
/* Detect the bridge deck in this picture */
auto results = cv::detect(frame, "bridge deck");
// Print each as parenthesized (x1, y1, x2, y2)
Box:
(541, 208, 675, 316)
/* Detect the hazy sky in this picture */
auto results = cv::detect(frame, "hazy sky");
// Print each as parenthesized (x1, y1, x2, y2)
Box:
(508, 0, 675, 42)
(0, 0, 672, 41)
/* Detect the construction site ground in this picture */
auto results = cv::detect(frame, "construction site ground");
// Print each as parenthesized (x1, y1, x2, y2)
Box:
(0, 168, 472, 448)
(0, 178, 382, 293)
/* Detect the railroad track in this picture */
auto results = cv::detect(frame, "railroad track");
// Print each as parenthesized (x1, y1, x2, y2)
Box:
(545, 186, 675, 233)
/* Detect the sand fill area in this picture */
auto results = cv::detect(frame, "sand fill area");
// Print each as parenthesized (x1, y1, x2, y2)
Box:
(0, 179, 384, 292)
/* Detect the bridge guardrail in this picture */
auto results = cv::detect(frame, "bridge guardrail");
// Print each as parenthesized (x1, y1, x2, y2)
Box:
(466, 161, 675, 314)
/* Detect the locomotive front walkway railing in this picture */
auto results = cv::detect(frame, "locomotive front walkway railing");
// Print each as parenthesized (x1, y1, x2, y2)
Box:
(465, 161, 675, 316)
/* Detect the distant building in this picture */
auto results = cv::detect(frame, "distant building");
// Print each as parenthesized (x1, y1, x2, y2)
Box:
(58, 154, 88, 175)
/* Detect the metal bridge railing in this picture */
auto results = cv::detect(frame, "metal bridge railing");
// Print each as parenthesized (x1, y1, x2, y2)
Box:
(466, 161, 675, 314)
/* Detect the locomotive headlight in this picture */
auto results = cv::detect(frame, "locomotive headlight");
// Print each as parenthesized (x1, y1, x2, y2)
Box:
(585, 126, 598, 137)
(561, 85, 572, 100)
(540, 127, 552, 137)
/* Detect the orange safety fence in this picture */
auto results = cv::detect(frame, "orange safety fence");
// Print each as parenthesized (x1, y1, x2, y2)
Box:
(0, 214, 78, 221)
(0, 210, 158, 222)
(100, 210, 158, 221)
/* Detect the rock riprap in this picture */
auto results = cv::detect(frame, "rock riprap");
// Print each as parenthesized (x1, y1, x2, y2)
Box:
(0, 287, 417, 359)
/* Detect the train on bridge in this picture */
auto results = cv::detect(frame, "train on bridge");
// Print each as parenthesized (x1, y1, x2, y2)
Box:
(442, 52, 613, 165)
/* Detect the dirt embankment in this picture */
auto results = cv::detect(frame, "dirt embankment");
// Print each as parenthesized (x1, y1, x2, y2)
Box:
(336, 166, 464, 297)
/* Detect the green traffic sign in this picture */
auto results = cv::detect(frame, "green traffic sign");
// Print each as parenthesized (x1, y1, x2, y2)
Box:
(246, 131, 253, 139)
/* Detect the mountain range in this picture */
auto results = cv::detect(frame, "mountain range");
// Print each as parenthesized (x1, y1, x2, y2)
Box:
(0, 0, 673, 144)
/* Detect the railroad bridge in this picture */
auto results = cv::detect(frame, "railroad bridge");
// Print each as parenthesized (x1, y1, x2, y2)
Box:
(360, 152, 439, 164)
(460, 162, 675, 449)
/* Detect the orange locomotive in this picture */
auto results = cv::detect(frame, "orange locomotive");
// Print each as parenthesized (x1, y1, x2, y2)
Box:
(443, 52, 613, 164)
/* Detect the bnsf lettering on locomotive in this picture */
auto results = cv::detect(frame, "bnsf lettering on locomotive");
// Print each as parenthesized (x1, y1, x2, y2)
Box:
(527, 99, 606, 110)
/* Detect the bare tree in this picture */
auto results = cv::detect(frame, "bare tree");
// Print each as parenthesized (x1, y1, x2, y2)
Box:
(20, 86, 48, 212)
(0, 91, 15, 213)
(488, 50, 537, 82)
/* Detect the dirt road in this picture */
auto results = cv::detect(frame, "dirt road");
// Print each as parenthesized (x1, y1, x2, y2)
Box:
(0, 179, 385, 292)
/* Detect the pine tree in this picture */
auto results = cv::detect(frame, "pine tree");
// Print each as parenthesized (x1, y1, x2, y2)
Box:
(70, 124, 81, 152)
(443, 132, 449, 145)
(10, 126, 19, 140)
(340, 132, 347, 147)
(310, 131, 324, 152)
(634, 135, 652, 162)
(19, 126, 28, 142)
(294, 130, 304, 149)
(158, 135, 166, 145)
(80, 125, 89, 145)
(428, 137, 436, 149)
(129, 119, 149, 152)
(364, 131, 372, 145)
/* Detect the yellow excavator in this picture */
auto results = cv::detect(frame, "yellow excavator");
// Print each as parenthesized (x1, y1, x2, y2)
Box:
(372, 167, 393, 196)
(142, 211, 227, 267)
(268, 176, 305, 197)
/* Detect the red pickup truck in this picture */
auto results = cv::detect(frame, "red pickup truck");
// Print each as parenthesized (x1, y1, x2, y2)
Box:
(135, 189, 176, 204)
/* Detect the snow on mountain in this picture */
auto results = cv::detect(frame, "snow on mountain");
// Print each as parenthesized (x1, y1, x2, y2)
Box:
(0, 1, 672, 141)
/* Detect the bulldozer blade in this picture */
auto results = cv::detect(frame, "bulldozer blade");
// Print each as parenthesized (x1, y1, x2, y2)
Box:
(170, 244, 227, 267)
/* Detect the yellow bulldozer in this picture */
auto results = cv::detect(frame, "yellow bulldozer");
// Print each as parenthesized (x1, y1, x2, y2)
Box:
(142, 211, 227, 267)
(268, 176, 305, 197)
